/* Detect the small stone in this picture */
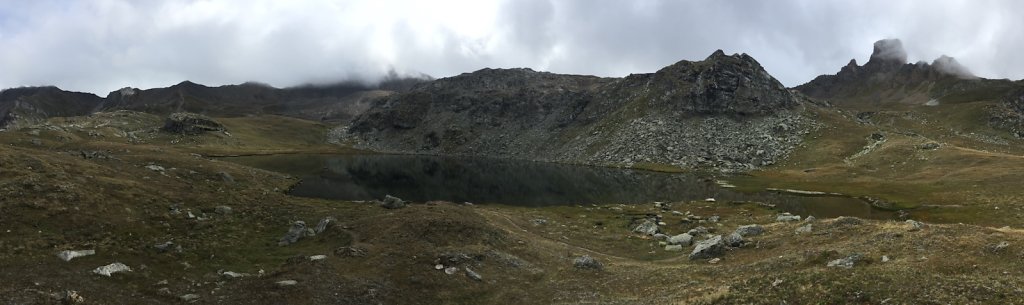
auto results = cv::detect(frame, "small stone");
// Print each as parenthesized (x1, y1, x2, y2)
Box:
(827, 253, 863, 268)
(989, 241, 1010, 253)
(881, 255, 890, 263)
(771, 279, 783, 287)
(530, 219, 548, 226)
(795, 224, 812, 234)
(734, 225, 765, 237)
(444, 267, 459, 275)
(686, 226, 710, 236)
(573, 255, 603, 270)
(145, 164, 165, 172)
(314, 217, 337, 234)
(309, 255, 328, 261)
(381, 195, 407, 209)
(707, 215, 720, 223)
(60, 291, 85, 304)
(434, 264, 444, 270)
(214, 205, 232, 215)
(57, 250, 95, 262)
(776, 214, 801, 222)
(652, 233, 668, 240)
(906, 220, 924, 231)
(220, 271, 249, 279)
(276, 280, 298, 287)
(218, 171, 235, 184)
(278, 221, 307, 246)
(668, 233, 694, 246)
(804, 215, 817, 222)
(179, 294, 201, 302)
(93, 262, 132, 276)
(665, 244, 684, 252)
(689, 235, 725, 260)
(709, 258, 721, 264)
(465, 267, 483, 281)
(705, 198, 716, 202)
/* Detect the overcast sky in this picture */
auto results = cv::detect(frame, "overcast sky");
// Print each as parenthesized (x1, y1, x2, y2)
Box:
(1, 0, 1022, 95)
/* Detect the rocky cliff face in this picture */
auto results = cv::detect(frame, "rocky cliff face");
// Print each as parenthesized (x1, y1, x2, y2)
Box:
(344, 51, 812, 172)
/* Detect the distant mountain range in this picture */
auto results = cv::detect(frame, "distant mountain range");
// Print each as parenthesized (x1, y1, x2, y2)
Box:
(3, 39, 1023, 168)
(0, 75, 431, 129)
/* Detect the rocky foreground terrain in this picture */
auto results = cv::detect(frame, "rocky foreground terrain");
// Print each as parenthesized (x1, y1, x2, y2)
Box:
(2, 39, 1024, 304)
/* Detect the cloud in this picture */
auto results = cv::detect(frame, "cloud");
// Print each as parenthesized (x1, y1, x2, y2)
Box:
(0, 0, 1022, 95)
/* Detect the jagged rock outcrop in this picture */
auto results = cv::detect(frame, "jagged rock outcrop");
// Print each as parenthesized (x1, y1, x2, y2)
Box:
(161, 112, 226, 134)
(343, 51, 812, 172)
(795, 39, 1001, 107)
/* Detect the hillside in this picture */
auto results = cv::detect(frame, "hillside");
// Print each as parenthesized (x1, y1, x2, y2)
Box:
(344, 51, 813, 172)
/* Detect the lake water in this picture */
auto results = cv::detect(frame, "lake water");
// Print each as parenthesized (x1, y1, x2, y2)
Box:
(226, 154, 894, 219)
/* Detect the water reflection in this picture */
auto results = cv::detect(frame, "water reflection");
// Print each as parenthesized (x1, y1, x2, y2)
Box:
(227, 154, 893, 219)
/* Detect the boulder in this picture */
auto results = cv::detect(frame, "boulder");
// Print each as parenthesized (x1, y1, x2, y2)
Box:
(573, 255, 603, 270)
(689, 235, 725, 260)
(381, 195, 407, 209)
(162, 112, 226, 134)
(734, 224, 764, 237)
(278, 221, 307, 246)
(723, 232, 744, 247)
(93, 262, 132, 276)
(668, 233, 694, 246)
(632, 219, 660, 236)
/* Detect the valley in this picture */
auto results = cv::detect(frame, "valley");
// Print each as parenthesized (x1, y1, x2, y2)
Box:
(3, 39, 1024, 304)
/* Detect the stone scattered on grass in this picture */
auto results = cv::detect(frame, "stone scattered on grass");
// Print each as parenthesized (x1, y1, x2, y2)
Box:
(93, 262, 132, 276)
(278, 221, 306, 246)
(687, 226, 710, 236)
(906, 220, 925, 231)
(795, 224, 813, 234)
(734, 225, 764, 237)
(668, 233, 693, 246)
(689, 235, 725, 260)
(314, 217, 336, 234)
(309, 255, 328, 261)
(57, 250, 95, 262)
(179, 294, 201, 302)
(827, 253, 864, 268)
(144, 164, 165, 172)
(214, 205, 233, 215)
(220, 271, 250, 279)
(776, 213, 801, 222)
(665, 244, 684, 252)
(58, 291, 85, 304)
(632, 219, 659, 236)
(573, 255, 603, 270)
(444, 267, 459, 275)
(723, 232, 744, 247)
(276, 280, 298, 287)
(989, 241, 1010, 253)
(465, 267, 483, 281)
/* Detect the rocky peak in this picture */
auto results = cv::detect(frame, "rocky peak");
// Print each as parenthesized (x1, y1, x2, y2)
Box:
(867, 39, 908, 66)
(931, 55, 976, 79)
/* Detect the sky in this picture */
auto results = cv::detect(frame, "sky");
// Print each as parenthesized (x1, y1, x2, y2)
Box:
(0, 0, 1022, 95)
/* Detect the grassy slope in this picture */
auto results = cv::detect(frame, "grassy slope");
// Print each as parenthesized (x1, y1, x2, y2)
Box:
(2, 108, 1024, 303)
